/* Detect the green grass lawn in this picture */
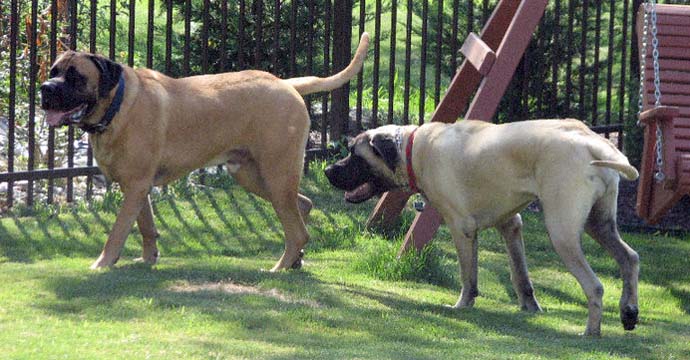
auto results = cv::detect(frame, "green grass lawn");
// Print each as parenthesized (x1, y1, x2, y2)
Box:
(0, 161, 689, 359)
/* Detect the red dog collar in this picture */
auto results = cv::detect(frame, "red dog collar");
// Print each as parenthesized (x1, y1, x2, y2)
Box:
(405, 128, 419, 193)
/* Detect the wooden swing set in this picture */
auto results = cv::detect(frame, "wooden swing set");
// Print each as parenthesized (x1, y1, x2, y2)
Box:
(367, 0, 690, 254)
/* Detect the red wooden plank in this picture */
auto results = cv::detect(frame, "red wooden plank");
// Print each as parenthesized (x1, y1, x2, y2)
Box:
(647, 95, 690, 107)
(397, 207, 444, 256)
(460, 32, 496, 76)
(467, 0, 549, 120)
(645, 59, 690, 72)
(646, 47, 690, 61)
(674, 116, 690, 127)
(675, 127, 690, 140)
(654, 24, 690, 37)
(656, 4, 690, 17)
(656, 14, 690, 27)
(641, 35, 690, 48)
(644, 82, 690, 96)
(645, 70, 690, 85)
(365, 190, 413, 229)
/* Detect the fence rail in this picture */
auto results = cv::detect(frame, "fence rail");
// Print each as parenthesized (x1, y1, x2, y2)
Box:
(1, 0, 683, 209)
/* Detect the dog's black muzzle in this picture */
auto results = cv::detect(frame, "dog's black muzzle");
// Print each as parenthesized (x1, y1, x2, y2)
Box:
(325, 155, 371, 191)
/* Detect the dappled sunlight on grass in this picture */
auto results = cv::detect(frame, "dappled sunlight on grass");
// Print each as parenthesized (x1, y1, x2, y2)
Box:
(0, 163, 689, 358)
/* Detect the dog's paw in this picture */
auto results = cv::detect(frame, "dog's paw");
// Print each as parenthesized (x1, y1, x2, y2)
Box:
(621, 304, 639, 331)
(89, 254, 119, 269)
(290, 250, 305, 270)
(134, 250, 160, 265)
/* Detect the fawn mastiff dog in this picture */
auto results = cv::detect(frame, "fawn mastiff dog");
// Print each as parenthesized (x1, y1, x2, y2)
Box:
(40, 33, 369, 271)
(325, 119, 640, 336)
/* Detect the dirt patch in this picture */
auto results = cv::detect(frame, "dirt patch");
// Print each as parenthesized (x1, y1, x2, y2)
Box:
(169, 280, 322, 308)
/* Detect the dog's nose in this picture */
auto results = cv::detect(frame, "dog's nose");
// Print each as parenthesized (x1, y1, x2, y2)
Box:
(40, 81, 57, 96)
(324, 165, 336, 181)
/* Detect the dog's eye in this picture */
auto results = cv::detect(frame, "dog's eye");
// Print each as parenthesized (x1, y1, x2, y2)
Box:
(372, 147, 382, 157)
(49, 67, 59, 78)
(65, 67, 86, 87)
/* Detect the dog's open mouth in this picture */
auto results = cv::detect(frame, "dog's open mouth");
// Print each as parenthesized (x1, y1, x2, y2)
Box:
(345, 182, 376, 203)
(44, 103, 88, 127)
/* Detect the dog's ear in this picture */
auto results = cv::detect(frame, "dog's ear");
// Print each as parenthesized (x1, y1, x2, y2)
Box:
(88, 54, 123, 98)
(370, 133, 399, 172)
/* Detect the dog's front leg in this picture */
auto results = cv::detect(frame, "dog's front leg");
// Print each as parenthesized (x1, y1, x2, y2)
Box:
(91, 183, 151, 269)
(135, 194, 160, 264)
(496, 214, 542, 312)
(448, 219, 479, 308)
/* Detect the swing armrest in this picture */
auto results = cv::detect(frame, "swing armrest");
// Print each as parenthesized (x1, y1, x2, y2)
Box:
(638, 106, 680, 126)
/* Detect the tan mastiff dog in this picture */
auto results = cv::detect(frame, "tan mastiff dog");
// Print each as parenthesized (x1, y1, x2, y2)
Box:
(325, 119, 640, 336)
(40, 33, 369, 271)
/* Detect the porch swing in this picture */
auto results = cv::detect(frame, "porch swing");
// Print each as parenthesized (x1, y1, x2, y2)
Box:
(635, 2, 690, 224)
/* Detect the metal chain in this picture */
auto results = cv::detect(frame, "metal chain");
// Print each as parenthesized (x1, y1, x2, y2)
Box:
(639, 1, 665, 182)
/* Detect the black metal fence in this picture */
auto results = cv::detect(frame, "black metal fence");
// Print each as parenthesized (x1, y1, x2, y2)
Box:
(0, 0, 684, 209)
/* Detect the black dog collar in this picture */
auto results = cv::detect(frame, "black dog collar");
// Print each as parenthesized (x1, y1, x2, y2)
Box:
(81, 73, 125, 134)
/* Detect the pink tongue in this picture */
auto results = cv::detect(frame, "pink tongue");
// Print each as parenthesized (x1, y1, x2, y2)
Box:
(45, 110, 67, 126)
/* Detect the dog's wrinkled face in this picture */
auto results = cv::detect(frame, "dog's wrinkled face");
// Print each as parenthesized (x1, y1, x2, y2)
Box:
(40, 51, 123, 127)
(325, 127, 402, 203)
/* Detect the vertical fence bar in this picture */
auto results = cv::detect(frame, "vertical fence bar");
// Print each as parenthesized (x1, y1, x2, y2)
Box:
(535, 30, 544, 117)
(372, 0, 381, 127)
(109, 0, 116, 59)
(403, 0, 412, 125)
(271, 0, 280, 73)
(166, 0, 173, 73)
(550, 0, 561, 116)
(321, 0, 331, 150)
(564, 0, 574, 116)
(290, 0, 297, 77)
(434, 0, 443, 107)
(591, 0, 601, 126)
(27, 0, 38, 207)
(220, 0, 228, 72)
(578, 0, 589, 121)
(451, 0, 460, 74)
(47, 0, 57, 204)
(306, 0, 315, 114)
(419, 0, 428, 125)
(467, 0, 474, 35)
(67, 0, 78, 202)
(482, 0, 489, 25)
(201, 0, 209, 72)
(87, 0, 97, 200)
(387, 0, 396, 124)
(147, 0, 155, 68)
(356, 0, 365, 130)
(7, 0, 17, 208)
(254, 0, 264, 68)
(184, 0, 191, 74)
(619, 0, 630, 125)
(128, 0, 135, 66)
(605, 0, 615, 131)
(239, 0, 247, 69)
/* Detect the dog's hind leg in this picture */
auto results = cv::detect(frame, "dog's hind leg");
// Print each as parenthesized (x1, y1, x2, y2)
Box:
(233, 158, 309, 271)
(496, 214, 542, 312)
(135, 194, 160, 265)
(542, 193, 604, 336)
(585, 189, 639, 332)
(266, 179, 309, 272)
(231, 161, 312, 222)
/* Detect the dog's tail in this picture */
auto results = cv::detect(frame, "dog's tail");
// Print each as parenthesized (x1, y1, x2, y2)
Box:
(284, 32, 369, 95)
(591, 160, 639, 181)
(588, 139, 639, 181)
